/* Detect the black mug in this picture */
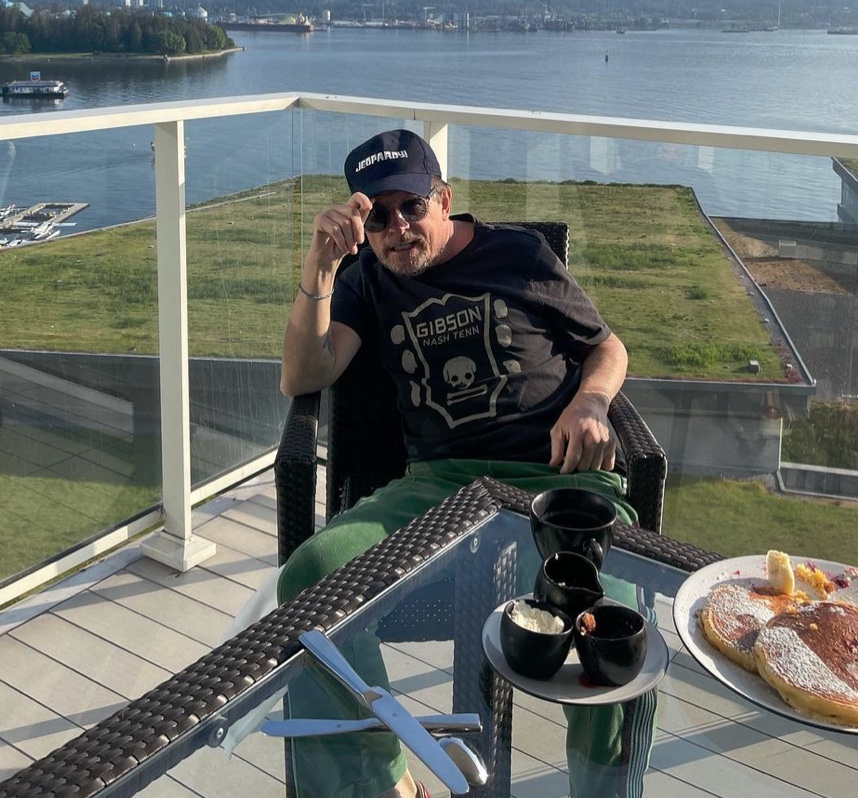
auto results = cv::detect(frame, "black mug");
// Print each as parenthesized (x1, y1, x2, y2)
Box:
(530, 488, 616, 570)
(573, 604, 648, 687)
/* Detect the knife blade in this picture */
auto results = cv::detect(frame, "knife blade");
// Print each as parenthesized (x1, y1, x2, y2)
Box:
(299, 630, 470, 795)
(261, 713, 482, 738)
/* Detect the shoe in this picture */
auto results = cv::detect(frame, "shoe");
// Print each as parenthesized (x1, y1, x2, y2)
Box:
(415, 781, 431, 798)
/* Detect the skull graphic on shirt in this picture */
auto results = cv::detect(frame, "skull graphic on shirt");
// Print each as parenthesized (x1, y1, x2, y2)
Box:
(391, 292, 515, 428)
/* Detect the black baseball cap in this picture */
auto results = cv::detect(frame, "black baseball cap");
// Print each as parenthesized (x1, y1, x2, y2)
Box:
(344, 129, 442, 197)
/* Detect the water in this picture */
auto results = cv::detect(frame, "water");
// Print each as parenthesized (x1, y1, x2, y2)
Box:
(1, 27, 857, 231)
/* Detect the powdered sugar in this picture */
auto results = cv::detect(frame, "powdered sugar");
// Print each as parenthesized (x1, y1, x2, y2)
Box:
(757, 625, 858, 700)
(706, 580, 782, 652)
(675, 554, 858, 732)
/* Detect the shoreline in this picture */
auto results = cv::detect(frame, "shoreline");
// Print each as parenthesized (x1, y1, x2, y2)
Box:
(0, 47, 243, 64)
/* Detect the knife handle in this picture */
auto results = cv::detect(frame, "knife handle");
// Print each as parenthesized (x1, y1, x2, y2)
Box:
(300, 630, 374, 700)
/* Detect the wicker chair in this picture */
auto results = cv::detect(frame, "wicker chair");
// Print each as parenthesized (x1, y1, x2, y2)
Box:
(275, 221, 667, 567)
(272, 221, 667, 797)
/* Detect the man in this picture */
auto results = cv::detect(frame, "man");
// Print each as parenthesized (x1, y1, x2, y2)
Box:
(277, 129, 653, 798)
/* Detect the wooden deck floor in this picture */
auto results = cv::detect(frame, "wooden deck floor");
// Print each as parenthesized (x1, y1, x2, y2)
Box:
(1, 468, 856, 798)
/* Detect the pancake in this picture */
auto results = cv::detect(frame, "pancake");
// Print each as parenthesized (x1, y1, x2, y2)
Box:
(699, 579, 806, 672)
(754, 601, 858, 725)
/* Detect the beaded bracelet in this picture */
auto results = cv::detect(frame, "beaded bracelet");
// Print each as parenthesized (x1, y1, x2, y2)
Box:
(298, 283, 334, 301)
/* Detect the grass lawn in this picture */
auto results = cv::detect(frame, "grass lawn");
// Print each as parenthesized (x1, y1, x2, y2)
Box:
(664, 475, 858, 565)
(0, 177, 786, 378)
(0, 474, 159, 581)
(1, 177, 851, 587)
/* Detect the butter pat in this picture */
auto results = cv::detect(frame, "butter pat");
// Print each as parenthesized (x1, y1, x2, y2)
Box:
(766, 550, 795, 595)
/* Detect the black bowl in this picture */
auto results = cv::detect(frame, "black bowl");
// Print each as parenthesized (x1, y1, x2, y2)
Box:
(533, 551, 605, 621)
(573, 604, 647, 687)
(530, 488, 616, 569)
(499, 598, 573, 680)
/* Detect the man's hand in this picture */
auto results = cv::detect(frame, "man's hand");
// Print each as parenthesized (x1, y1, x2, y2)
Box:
(281, 193, 370, 397)
(549, 392, 616, 473)
(307, 192, 373, 264)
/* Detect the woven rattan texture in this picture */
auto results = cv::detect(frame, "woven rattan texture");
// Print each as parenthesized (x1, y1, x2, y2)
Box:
(0, 479, 497, 797)
(269, 219, 670, 796)
(325, 220, 569, 523)
(274, 220, 669, 572)
(274, 392, 320, 565)
(0, 478, 721, 798)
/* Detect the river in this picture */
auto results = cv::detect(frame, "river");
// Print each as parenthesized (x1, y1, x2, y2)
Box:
(1, 27, 857, 231)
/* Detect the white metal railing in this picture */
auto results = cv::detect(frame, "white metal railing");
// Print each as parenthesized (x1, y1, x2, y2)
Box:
(2, 92, 858, 596)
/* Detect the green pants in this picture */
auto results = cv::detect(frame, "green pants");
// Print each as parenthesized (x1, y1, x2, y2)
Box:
(564, 572, 658, 798)
(279, 459, 656, 798)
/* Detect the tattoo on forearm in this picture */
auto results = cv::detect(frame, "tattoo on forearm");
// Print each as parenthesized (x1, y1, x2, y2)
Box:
(322, 331, 334, 359)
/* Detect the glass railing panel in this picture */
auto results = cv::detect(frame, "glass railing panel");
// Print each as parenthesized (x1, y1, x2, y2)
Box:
(291, 114, 857, 564)
(182, 112, 297, 485)
(0, 125, 162, 584)
(4, 99, 854, 587)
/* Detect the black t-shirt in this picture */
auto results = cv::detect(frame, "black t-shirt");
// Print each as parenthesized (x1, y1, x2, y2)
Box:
(331, 216, 611, 463)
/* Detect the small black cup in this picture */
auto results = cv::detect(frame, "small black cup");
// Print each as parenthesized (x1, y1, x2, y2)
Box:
(533, 551, 605, 621)
(530, 488, 616, 570)
(499, 598, 573, 680)
(573, 604, 647, 687)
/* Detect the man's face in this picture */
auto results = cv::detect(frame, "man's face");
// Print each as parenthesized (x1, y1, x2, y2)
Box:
(365, 185, 452, 277)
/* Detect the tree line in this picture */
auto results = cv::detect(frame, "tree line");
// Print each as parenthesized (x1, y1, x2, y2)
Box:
(197, 0, 852, 28)
(0, 7, 235, 57)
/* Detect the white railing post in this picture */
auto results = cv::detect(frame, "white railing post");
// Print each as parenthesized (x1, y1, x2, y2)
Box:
(141, 120, 216, 572)
(423, 122, 449, 180)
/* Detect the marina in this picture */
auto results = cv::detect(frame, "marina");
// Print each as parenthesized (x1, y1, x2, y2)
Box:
(0, 202, 88, 248)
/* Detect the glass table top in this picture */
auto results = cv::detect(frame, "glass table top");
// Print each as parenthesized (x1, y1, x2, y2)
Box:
(1, 481, 855, 798)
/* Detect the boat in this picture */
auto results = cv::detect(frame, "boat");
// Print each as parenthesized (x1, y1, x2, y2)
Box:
(0, 201, 87, 248)
(827, 26, 858, 34)
(31, 221, 60, 241)
(0, 223, 60, 248)
(2, 72, 69, 99)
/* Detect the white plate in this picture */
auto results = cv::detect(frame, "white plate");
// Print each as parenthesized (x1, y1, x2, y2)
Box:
(673, 554, 858, 734)
(481, 597, 669, 705)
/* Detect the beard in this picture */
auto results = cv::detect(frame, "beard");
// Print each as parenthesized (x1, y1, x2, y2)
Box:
(373, 235, 435, 277)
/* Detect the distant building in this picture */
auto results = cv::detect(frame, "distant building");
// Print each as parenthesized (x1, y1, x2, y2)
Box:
(833, 159, 858, 225)
(192, 6, 208, 21)
(2, 1, 35, 18)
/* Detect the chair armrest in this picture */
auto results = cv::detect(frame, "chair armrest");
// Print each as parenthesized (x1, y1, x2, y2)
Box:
(608, 390, 667, 534)
(274, 391, 321, 566)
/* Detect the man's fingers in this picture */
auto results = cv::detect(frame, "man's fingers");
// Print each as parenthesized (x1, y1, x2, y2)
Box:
(315, 207, 362, 255)
(556, 434, 616, 473)
(577, 439, 616, 473)
(549, 434, 565, 468)
(573, 447, 594, 473)
(341, 194, 372, 252)
(349, 191, 373, 217)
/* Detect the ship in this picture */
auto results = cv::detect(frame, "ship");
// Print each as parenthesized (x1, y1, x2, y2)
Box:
(218, 15, 317, 33)
(2, 72, 69, 99)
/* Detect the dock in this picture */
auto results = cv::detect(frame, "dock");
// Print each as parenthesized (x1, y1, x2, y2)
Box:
(0, 202, 89, 248)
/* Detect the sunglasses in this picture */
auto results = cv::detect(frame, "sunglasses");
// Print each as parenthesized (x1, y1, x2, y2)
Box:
(364, 188, 438, 233)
